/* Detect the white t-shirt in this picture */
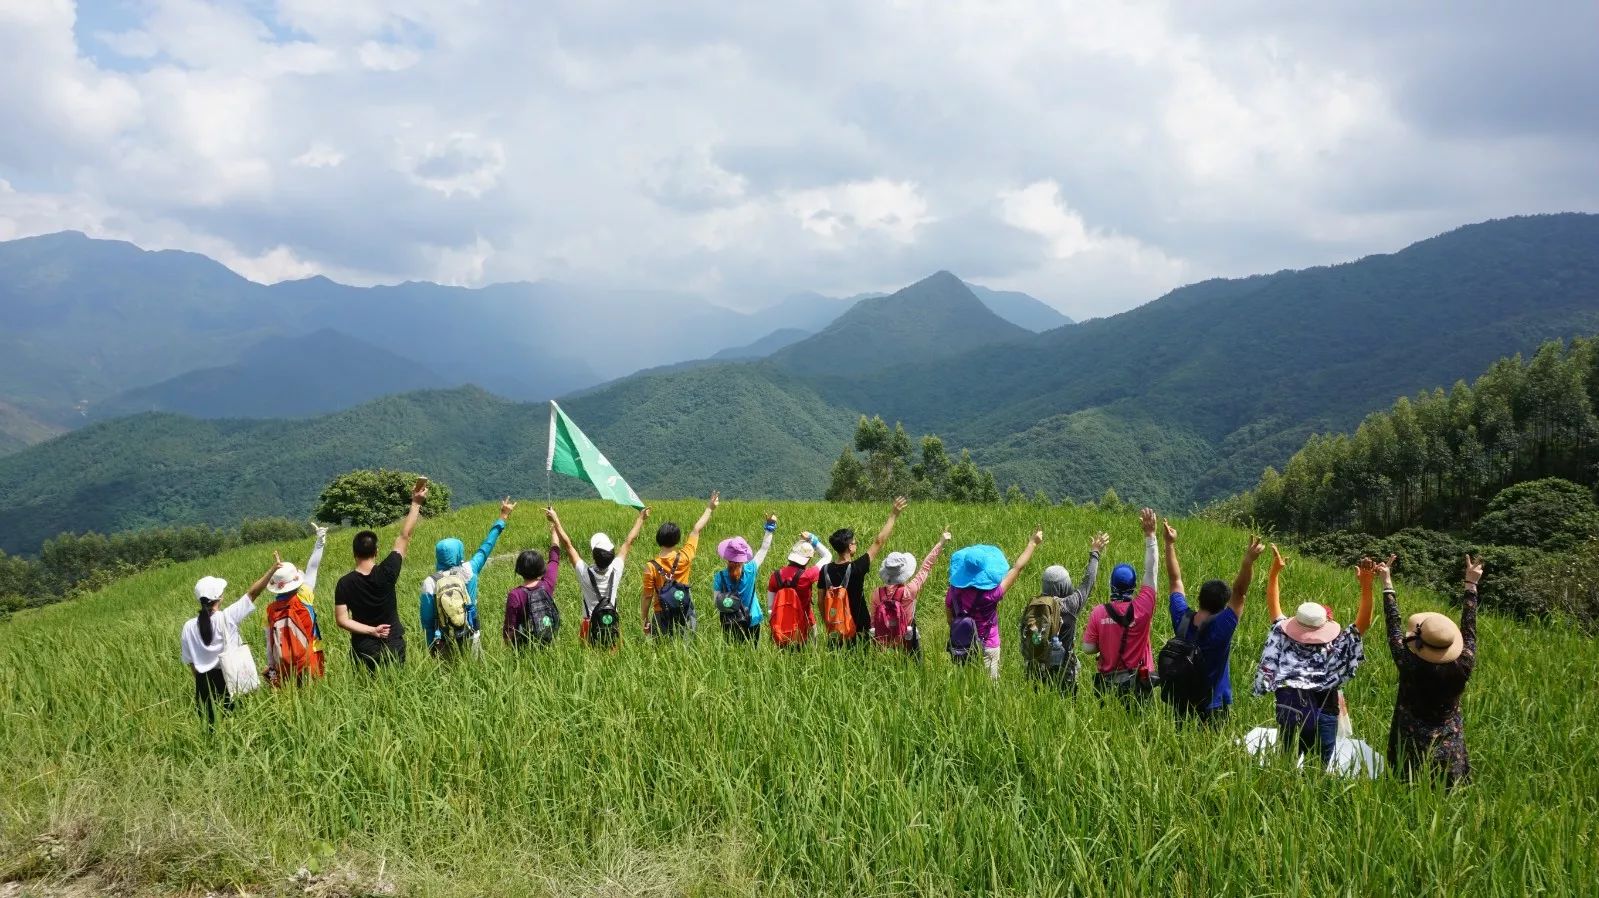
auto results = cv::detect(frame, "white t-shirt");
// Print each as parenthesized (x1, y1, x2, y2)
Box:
(179, 596, 254, 673)
(573, 560, 623, 617)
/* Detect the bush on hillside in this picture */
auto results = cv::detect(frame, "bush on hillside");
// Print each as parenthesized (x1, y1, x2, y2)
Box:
(315, 469, 451, 527)
(1471, 478, 1599, 552)
(1294, 527, 1549, 618)
(1528, 536, 1599, 633)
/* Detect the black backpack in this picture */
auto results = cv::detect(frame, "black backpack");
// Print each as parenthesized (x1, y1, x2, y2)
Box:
(714, 569, 753, 632)
(513, 585, 560, 648)
(1157, 611, 1210, 711)
(652, 552, 691, 616)
(586, 568, 620, 648)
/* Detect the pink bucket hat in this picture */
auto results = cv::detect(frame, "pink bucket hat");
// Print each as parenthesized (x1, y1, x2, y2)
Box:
(1283, 601, 1341, 645)
(718, 536, 754, 564)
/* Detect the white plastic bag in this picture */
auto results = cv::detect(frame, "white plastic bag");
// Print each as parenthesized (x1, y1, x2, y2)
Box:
(219, 622, 261, 697)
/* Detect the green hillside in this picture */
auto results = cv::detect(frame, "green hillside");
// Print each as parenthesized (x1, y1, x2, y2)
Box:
(0, 367, 857, 554)
(2, 499, 1593, 896)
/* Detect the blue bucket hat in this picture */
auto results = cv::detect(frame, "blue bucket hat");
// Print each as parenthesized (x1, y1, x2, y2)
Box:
(948, 545, 1011, 591)
(1110, 563, 1137, 593)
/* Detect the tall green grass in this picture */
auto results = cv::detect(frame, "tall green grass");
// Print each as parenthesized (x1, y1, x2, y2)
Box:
(2, 501, 1595, 896)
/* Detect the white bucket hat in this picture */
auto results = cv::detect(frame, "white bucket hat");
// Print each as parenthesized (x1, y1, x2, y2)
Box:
(267, 563, 304, 596)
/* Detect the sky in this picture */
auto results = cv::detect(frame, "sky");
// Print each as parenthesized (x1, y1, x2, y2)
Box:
(0, 1, 1595, 319)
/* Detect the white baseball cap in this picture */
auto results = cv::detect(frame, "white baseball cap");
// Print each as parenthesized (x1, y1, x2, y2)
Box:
(194, 576, 228, 602)
(590, 532, 616, 553)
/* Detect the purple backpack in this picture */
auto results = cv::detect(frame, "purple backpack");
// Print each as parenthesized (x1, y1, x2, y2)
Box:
(948, 589, 979, 664)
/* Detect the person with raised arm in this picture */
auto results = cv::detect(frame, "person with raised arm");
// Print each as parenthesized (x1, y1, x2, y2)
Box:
(1160, 521, 1263, 724)
(1383, 554, 1481, 788)
(945, 528, 1045, 680)
(820, 497, 909, 648)
(712, 512, 778, 644)
(1252, 548, 1377, 766)
(549, 505, 649, 647)
(1020, 531, 1107, 693)
(502, 512, 564, 649)
(420, 497, 516, 659)
(262, 525, 331, 686)
(766, 530, 834, 649)
(641, 491, 719, 638)
(1082, 507, 1161, 700)
(872, 526, 952, 657)
(181, 560, 277, 728)
(334, 477, 429, 671)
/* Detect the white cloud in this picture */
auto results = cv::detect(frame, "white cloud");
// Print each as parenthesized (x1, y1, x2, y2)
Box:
(0, 0, 1592, 316)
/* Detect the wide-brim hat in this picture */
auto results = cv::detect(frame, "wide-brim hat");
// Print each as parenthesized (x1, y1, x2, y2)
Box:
(879, 551, 916, 585)
(1283, 600, 1341, 645)
(590, 532, 616, 553)
(1406, 611, 1463, 663)
(268, 563, 304, 596)
(949, 545, 1010, 591)
(787, 541, 815, 565)
(719, 536, 754, 564)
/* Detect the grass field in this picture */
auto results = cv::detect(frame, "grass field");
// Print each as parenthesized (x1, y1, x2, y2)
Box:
(2, 499, 1595, 896)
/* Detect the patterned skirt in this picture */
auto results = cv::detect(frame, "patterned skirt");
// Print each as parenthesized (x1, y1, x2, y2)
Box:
(1387, 704, 1470, 788)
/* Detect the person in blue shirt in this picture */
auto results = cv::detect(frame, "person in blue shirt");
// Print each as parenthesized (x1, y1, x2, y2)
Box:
(712, 513, 777, 643)
(420, 497, 516, 657)
(1160, 519, 1263, 725)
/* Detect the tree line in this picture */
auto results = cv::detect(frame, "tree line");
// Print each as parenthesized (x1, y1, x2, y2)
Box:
(1219, 337, 1599, 538)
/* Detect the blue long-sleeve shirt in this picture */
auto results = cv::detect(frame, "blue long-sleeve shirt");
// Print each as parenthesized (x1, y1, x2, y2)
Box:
(420, 518, 506, 642)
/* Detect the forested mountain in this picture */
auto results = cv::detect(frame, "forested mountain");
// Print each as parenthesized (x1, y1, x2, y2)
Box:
(3, 214, 1598, 552)
(0, 234, 1070, 450)
(89, 329, 451, 421)
(768, 272, 1032, 377)
(710, 327, 814, 360)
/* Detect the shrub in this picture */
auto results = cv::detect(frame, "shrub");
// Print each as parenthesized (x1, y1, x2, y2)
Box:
(315, 470, 451, 527)
(1528, 536, 1599, 633)
(1471, 478, 1599, 552)
(238, 517, 314, 544)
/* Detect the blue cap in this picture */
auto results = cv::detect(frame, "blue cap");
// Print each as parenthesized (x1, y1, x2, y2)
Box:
(1110, 563, 1137, 592)
(948, 545, 1011, 591)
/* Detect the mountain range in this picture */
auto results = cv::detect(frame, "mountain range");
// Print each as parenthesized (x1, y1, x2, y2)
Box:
(0, 231, 1066, 444)
(1, 213, 1596, 553)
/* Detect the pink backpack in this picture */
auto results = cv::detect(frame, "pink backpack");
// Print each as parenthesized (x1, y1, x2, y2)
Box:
(871, 585, 911, 648)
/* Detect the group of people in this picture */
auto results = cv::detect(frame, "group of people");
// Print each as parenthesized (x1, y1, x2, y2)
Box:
(179, 482, 1483, 787)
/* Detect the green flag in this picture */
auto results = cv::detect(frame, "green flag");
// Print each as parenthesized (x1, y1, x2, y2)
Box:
(546, 401, 644, 508)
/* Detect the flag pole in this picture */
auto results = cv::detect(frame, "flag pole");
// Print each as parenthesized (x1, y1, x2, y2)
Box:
(546, 401, 556, 508)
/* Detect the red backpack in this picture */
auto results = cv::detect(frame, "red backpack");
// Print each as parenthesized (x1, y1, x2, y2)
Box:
(820, 568, 858, 641)
(871, 584, 911, 648)
(770, 568, 812, 648)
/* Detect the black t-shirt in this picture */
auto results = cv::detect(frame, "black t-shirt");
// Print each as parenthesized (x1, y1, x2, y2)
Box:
(822, 555, 872, 638)
(335, 551, 406, 656)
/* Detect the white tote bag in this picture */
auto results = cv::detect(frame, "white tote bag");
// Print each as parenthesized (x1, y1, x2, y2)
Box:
(219, 617, 261, 697)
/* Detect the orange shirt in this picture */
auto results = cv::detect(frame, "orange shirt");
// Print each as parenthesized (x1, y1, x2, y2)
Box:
(641, 533, 700, 613)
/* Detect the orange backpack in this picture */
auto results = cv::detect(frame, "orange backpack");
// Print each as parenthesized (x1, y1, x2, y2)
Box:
(821, 567, 857, 641)
(266, 592, 326, 685)
(770, 568, 812, 648)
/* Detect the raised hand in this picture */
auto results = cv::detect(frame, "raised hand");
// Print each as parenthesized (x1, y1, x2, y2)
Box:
(1355, 555, 1375, 585)
(544, 506, 558, 524)
(640, 506, 651, 520)
(500, 497, 517, 520)
(1374, 553, 1398, 587)
(766, 512, 778, 527)
(1464, 554, 1484, 586)
(1090, 532, 1110, 553)
(891, 496, 909, 515)
(942, 525, 953, 543)
(1030, 528, 1045, 546)
(1140, 507, 1157, 537)
(411, 477, 430, 505)
(708, 490, 721, 510)
(1161, 519, 1177, 544)
(1245, 536, 1265, 562)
